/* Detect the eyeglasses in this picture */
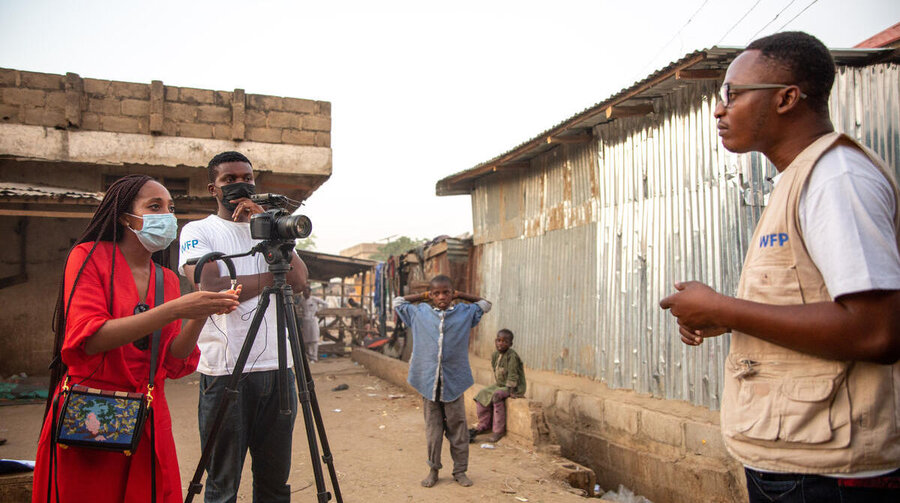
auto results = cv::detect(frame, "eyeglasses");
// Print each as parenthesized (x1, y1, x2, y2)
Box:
(719, 83, 807, 108)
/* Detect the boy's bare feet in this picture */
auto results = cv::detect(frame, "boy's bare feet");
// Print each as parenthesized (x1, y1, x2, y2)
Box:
(453, 472, 473, 487)
(421, 468, 439, 488)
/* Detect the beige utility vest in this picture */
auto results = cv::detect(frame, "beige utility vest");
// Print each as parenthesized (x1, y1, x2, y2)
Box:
(721, 132, 900, 473)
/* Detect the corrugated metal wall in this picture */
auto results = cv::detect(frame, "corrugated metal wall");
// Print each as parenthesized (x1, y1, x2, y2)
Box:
(471, 63, 900, 410)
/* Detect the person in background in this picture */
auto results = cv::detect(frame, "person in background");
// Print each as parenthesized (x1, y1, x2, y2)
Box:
(299, 285, 328, 362)
(469, 328, 526, 443)
(394, 275, 491, 489)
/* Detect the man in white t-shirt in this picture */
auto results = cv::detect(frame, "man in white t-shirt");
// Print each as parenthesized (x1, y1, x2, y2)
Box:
(660, 32, 900, 501)
(178, 151, 308, 503)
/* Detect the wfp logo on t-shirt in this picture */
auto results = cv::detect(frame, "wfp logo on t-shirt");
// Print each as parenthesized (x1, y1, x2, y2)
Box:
(760, 233, 789, 248)
(181, 239, 200, 253)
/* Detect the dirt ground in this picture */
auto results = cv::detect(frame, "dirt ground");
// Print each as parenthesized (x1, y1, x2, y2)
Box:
(0, 357, 589, 502)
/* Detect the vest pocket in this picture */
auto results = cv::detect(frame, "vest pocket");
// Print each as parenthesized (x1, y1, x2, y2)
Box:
(780, 376, 845, 443)
(739, 265, 804, 304)
(725, 355, 850, 448)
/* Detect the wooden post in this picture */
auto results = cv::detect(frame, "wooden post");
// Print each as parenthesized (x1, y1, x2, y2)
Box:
(605, 104, 655, 119)
(361, 270, 368, 312)
(340, 277, 346, 306)
(232, 89, 245, 141)
(150, 80, 164, 134)
(64, 73, 83, 128)
(675, 69, 724, 80)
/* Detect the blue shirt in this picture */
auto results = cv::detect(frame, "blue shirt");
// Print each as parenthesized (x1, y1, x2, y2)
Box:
(393, 297, 491, 402)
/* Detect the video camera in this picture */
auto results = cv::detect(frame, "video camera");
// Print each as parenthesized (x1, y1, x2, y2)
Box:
(248, 193, 313, 241)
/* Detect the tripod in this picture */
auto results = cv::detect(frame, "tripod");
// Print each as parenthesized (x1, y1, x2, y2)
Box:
(184, 240, 342, 503)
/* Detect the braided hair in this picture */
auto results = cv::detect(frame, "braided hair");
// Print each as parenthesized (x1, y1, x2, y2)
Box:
(46, 174, 158, 415)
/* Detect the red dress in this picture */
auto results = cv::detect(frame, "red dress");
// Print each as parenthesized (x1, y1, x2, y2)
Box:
(32, 242, 200, 503)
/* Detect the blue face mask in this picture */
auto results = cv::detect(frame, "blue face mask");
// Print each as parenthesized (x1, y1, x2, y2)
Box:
(126, 213, 178, 252)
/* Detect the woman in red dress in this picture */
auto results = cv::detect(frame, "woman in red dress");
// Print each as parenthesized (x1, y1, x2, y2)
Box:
(32, 175, 240, 503)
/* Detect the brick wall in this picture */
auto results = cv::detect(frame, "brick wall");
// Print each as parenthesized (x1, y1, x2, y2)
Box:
(0, 68, 330, 147)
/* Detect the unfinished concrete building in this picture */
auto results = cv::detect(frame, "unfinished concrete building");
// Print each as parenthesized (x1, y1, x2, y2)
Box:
(0, 68, 332, 376)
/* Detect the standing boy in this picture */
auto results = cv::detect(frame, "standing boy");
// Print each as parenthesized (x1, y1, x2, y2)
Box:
(179, 151, 308, 503)
(469, 328, 526, 443)
(393, 274, 491, 488)
(660, 32, 900, 502)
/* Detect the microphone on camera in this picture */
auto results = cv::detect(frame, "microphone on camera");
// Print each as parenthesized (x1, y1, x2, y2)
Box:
(249, 193, 288, 206)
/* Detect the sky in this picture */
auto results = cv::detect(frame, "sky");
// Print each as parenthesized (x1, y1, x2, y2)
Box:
(1, 0, 898, 254)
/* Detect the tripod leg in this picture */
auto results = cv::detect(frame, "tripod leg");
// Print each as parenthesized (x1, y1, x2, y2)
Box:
(184, 292, 273, 503)
(275, 290, 291, 415)
(283, 301, 332, 502)
(285, 292, 344, 503)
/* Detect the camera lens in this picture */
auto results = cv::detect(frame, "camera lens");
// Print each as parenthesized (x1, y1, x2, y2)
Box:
(276, 214, 312, 239)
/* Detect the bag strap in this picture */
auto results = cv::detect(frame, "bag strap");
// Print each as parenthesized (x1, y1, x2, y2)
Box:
(150, 408, 157, 503)
(47, 379, 64, 503)
(148, 263, 163, 387)
(148, 263, 163, 503)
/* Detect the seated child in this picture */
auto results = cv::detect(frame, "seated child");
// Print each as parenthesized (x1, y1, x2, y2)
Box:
(469, 329, 526, 443)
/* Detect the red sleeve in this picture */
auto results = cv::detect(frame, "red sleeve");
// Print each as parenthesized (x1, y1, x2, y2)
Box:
(162, 330, 200, 378)
(60, 244, 112, 370)
(160, 268, 200, 379)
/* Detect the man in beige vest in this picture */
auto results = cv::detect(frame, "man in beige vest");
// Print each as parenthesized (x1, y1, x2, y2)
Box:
(660, 32, 900, 502)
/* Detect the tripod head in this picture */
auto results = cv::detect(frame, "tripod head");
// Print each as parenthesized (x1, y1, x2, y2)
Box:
(186, 238, 297, 284)
(255, 239, 298, 275)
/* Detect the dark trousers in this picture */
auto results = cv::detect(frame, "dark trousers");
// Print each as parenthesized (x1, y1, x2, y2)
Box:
(745, 467, 900, 503)
(423, 395, 469, 475)
(198, 370, 298, 503)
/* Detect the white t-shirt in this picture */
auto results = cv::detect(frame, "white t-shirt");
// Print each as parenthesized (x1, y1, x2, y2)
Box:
(764, 144, 900, 478)
(178, 215, 289, 376)
(797, 144, 900, 298)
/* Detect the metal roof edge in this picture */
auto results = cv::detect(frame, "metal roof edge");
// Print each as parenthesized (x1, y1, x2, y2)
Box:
(436, 45, 895, 196)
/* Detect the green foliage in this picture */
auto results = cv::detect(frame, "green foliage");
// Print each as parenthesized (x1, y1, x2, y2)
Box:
(371, 236, 427, 261)
(295, 233, 318, 251)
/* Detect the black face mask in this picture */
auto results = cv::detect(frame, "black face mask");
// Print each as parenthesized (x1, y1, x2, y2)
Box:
(219, 182, 256, 212)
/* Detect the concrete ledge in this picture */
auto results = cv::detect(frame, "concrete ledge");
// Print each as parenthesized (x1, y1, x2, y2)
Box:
(461, 387, 542, 447)
(351, 348, 542, 447)
(351, 347, 746, 502)
(0, 472, 32, 502)
(468, 351, 746, 503)
(350, 347, 416, 395)
(0, 123, 331, 176)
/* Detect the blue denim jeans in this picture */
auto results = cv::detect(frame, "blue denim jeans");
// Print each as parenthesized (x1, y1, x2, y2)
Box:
(745, 467, 900, 503)
(198, 369, 297, 503)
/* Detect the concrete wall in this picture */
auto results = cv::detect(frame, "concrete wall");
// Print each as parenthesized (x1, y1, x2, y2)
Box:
(0, 216, 81, 376)
(0, 217, 199, 377)
(512, 362, 746, 503)
(351, 347, 746, 503)
(0, 67, 330, 148)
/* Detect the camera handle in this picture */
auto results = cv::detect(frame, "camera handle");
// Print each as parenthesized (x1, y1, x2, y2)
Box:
(184, 241, 342, 503)
(188, 252, 237, 287)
